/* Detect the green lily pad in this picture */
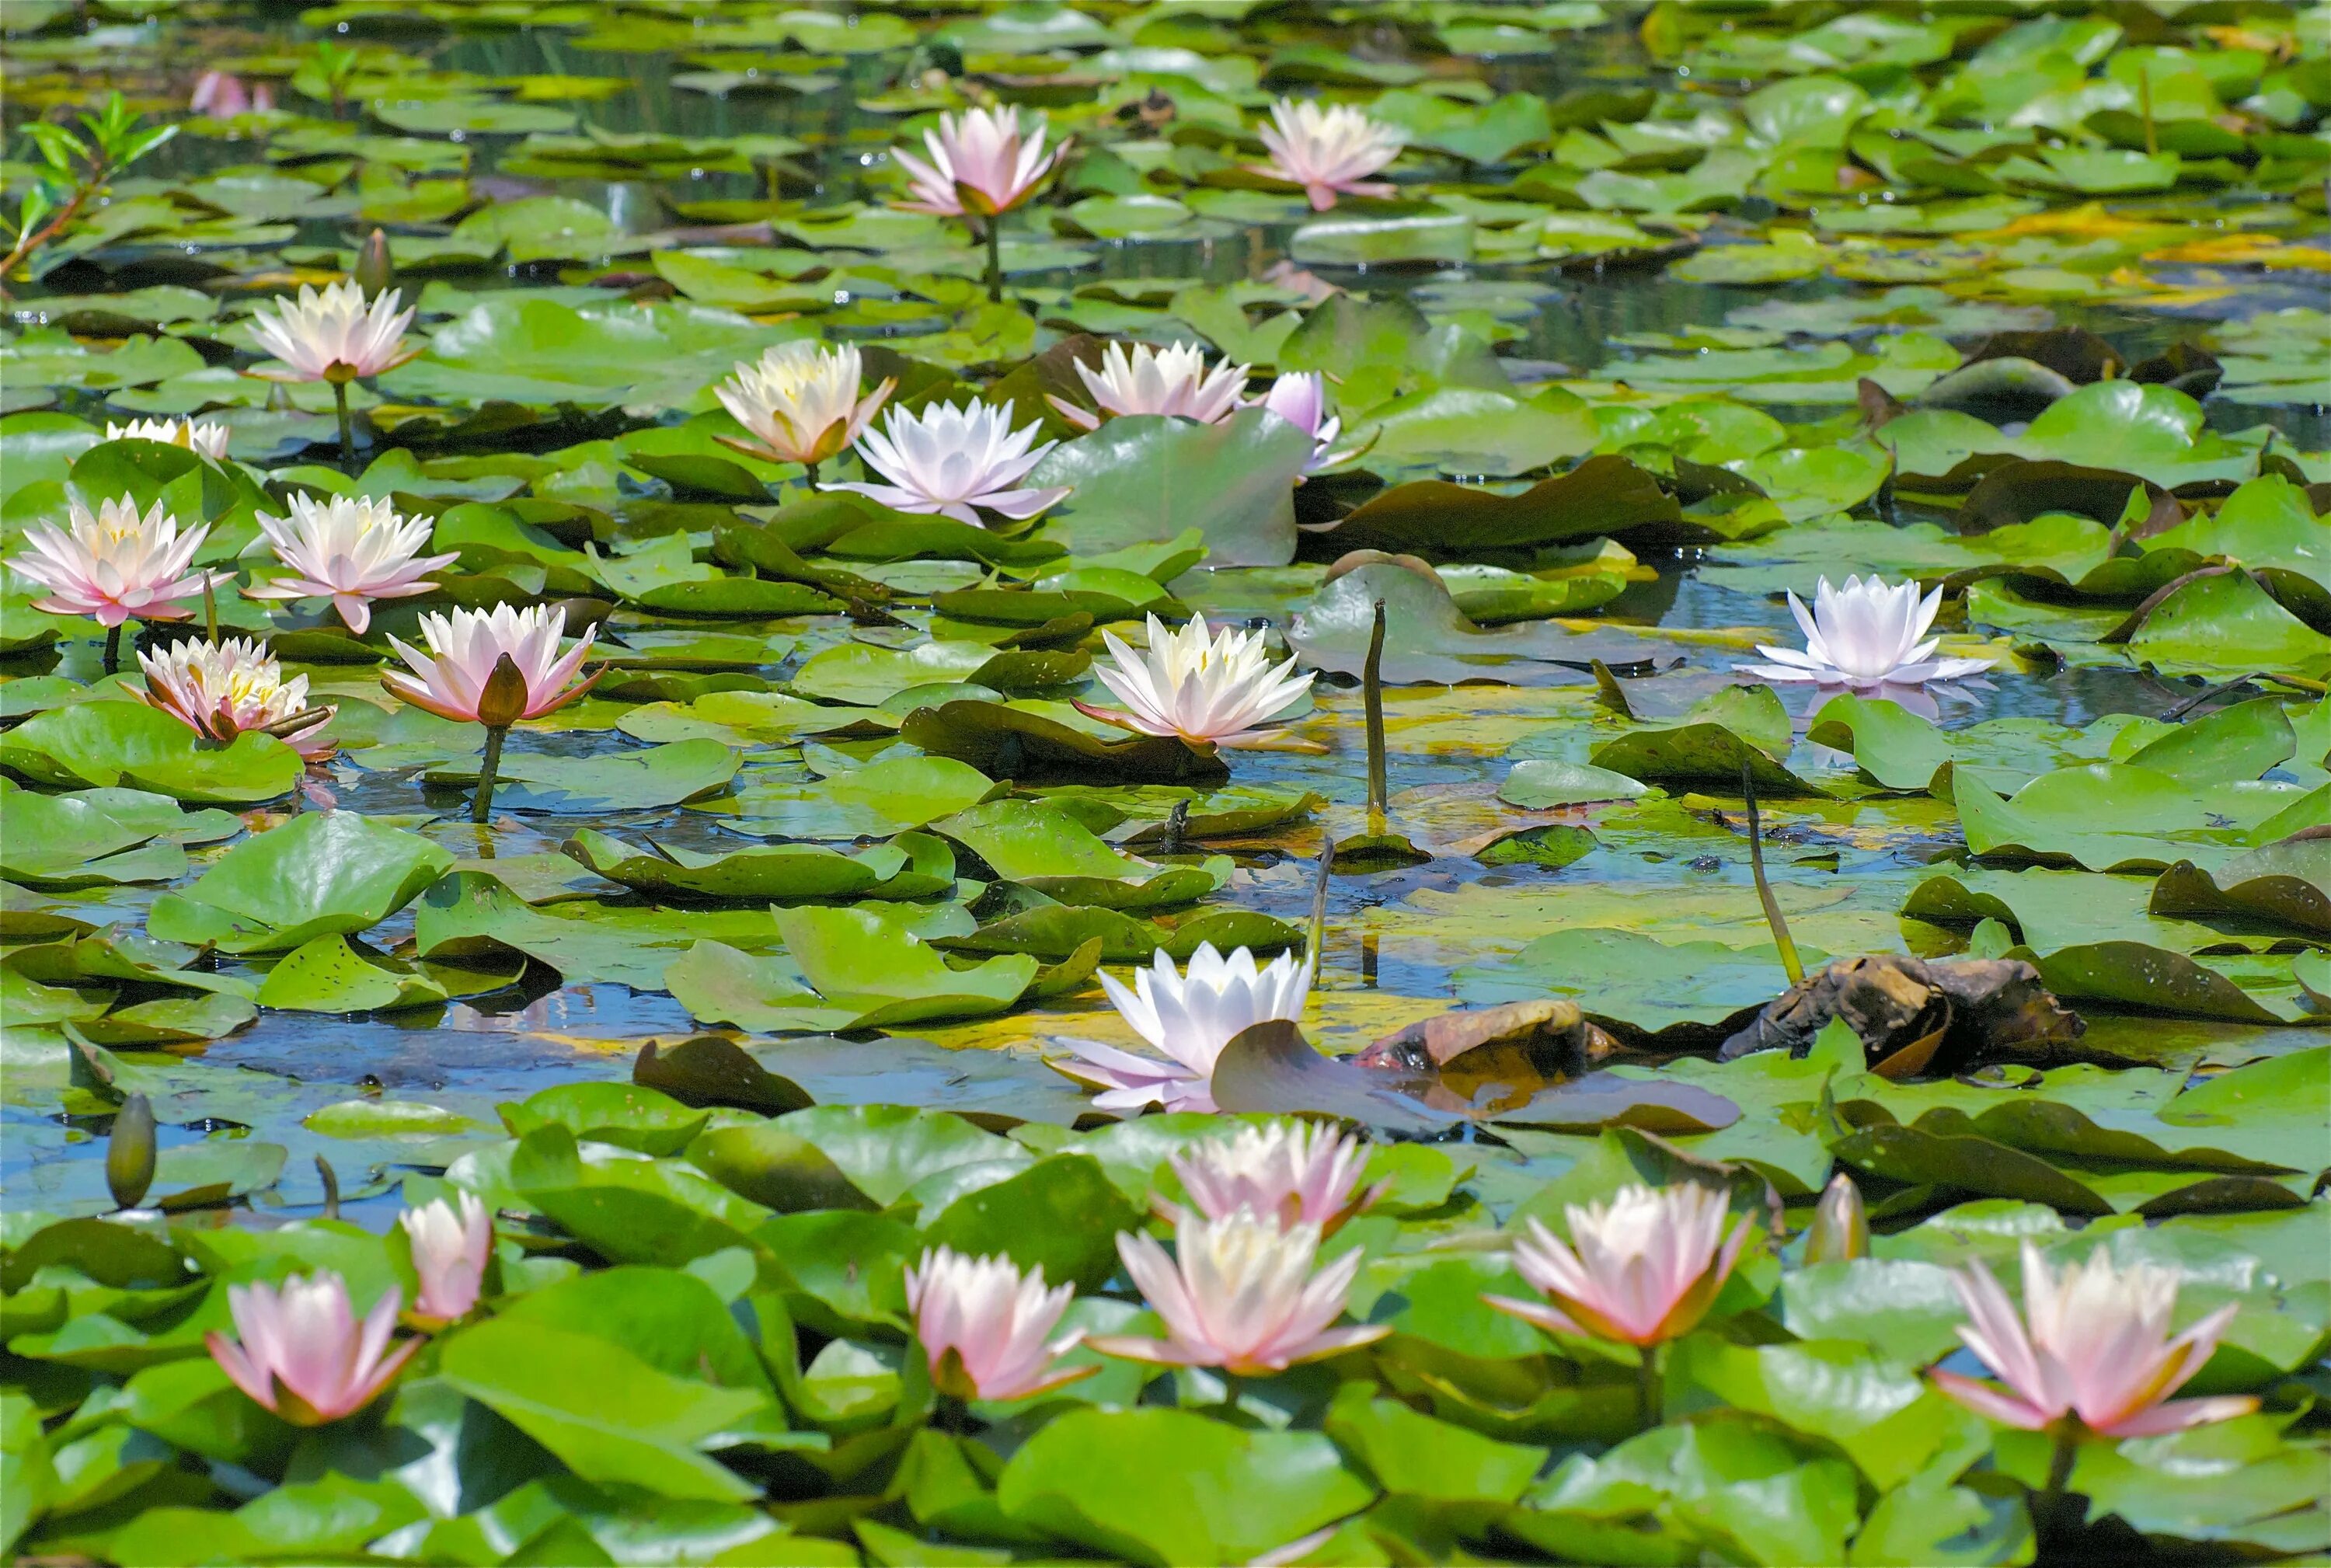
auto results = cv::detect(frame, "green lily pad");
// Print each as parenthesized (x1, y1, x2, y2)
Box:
(148, 812, 453, 955)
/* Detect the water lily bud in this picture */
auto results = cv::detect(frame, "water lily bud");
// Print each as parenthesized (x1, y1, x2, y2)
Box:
(476, 653, 530, 730)
(107, 1093, 157, 1211)
(353, 227, 392, 300)
(1804, 1173, 1869, 1263)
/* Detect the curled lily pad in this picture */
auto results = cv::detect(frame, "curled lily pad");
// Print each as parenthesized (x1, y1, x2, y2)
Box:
(1308, 454, 1682, 556)
(772, 905, 1041, 1029)
(564, 828, 956, 903)
(901, 699, 1218, 783)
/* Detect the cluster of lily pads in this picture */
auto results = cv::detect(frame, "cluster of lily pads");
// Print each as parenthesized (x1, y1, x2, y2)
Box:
(2, 0, 2328, 1564)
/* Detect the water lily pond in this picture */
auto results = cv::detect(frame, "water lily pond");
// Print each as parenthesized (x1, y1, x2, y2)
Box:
(3, 1, 2329, 1563)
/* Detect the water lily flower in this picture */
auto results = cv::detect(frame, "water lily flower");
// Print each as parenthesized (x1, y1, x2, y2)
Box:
(1486, 1183, 1754, 1348)
(246, 280, 418, 454)
(191, 71, 274, 118)
(1734, 575, 1994, 694)
(1054, 944, 1313, 1114)
(1803, 1172, 1869, 1264)
(826, 399, 1068, 527)
(1930, 1242, 2255, 1440)
(1253, 372, 1362, 477)
(206, 1271, 418, 1425)
(1169, 1121, 1381, 1235)
(138, 637, 333, 758)
(401, 1192, 491, 1326)
(106, 416, 231, 461)
(713, 340, 895, 486)
(1078, 614, 1315, 747)
(15, 493, 211, 669)
(891, 106, 1067, 300)
(1253, 99, 1402, 211)
(1091, 1211, 1389, 1375)
(245, 493, 458, 636)
(382, 603, 601, 822)
(905, 1246, 1095, 1404)
(1047, 342, 1249, 432)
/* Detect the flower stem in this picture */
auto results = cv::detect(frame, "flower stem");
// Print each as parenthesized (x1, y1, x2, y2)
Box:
(1636, 1345, 1664, 1430)
(102, 623, 121, 675)
(803, 459, 821, 492)
(1740, 756, 1804, 985)
(332, 379, 354, 462)
(1363, 598, 1388, 820)
(982, 218, 1002, 304)
(472, 724, 508, 825)
(2033, 1428, 2079, 1545)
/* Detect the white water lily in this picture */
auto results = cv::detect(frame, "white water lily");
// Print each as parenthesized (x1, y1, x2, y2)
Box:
(246, 280, 417, 382)
(1054, 943, 1314, 1113)
(138, 637, 332, 758)
(1253, 99, 1402, 211)
(713, 341, 894, 470)
(826, 399, 1068, 525)
(1734, 574, 1995, 691)
(106, 416, 231, 461)
(905, 1246, 1093, 1404)
(1046, 342, 1250, 431)
(1486, 1183, 1755, 1348)
(1078, 613, 1314, 747)
(246, 493, 458, 635)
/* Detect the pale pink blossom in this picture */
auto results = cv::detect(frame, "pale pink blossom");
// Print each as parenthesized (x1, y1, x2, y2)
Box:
(401, 1192, 491, 1325)
(1053, 944, 1314, 1114)
(138, 638, 333, 758)
(1253, 372, 1363, 476)
(1170, 1121, 1381, 1235)
(106, 417, 231, 462)
(245, 493, 458, 634)
(1253, 99, 1402, 211)
(1046, 342, 1249, 432)
(192, 72, 275, 118)
(893, 106, 1065, 218)
(713, 341, 894, 469)
(14, 494, 210, 629)
(826, 399, 1068, 525)
(382, 603, 599, 724)
(1930, 1242, 2256, 1439)
(247, 280, 417, 383)
(905, 1246, 1094, 1403)
(1735, 574, 1995, 692)
(1485, 1183, 1754, 1347)
(205, 1271, 417, 1425)
(1078, 614, 1314, 747)
(1090, 1211, 1388, 1375)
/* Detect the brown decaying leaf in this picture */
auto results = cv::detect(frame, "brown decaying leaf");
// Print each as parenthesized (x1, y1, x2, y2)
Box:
(1720, 955, 2085, 1077)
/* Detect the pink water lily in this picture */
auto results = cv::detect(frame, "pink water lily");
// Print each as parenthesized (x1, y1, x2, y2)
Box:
(246, 493, 458, 635)
(15, 493, 211, 631)
(1092, 1211, 1388, 1376)
(206, 1272, 417, 1425)
(826, 399, 1068, 526)
(1054, 943, 1313, 1114)
(905, 1246, 1094, 1404)
(401, 1192, 491, 1325)
(1253, 99, 1402, 211)
(1253, 372, 1363, 477)
(892, 106, 1064, 219)
(1046, 342, 1250, 432)
(246, 280, 417, 383)
(1486, 1183, 1754, 1347)
(1170, 1121, 1381, 1235)
(138, 638, 333, 758)
(1931, 1242, 2256, 1439)
(381, 603, 598, 725)
(192, 71, 274, 117)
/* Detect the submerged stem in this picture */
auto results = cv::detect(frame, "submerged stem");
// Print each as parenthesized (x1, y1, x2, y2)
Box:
(1363, 598, 1388, 820)
(804, 458, 821, 492)
(2033, 1428, 2080, 1545)
(1740, 757, 1804, 985)
(472, 724, 509, 825)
